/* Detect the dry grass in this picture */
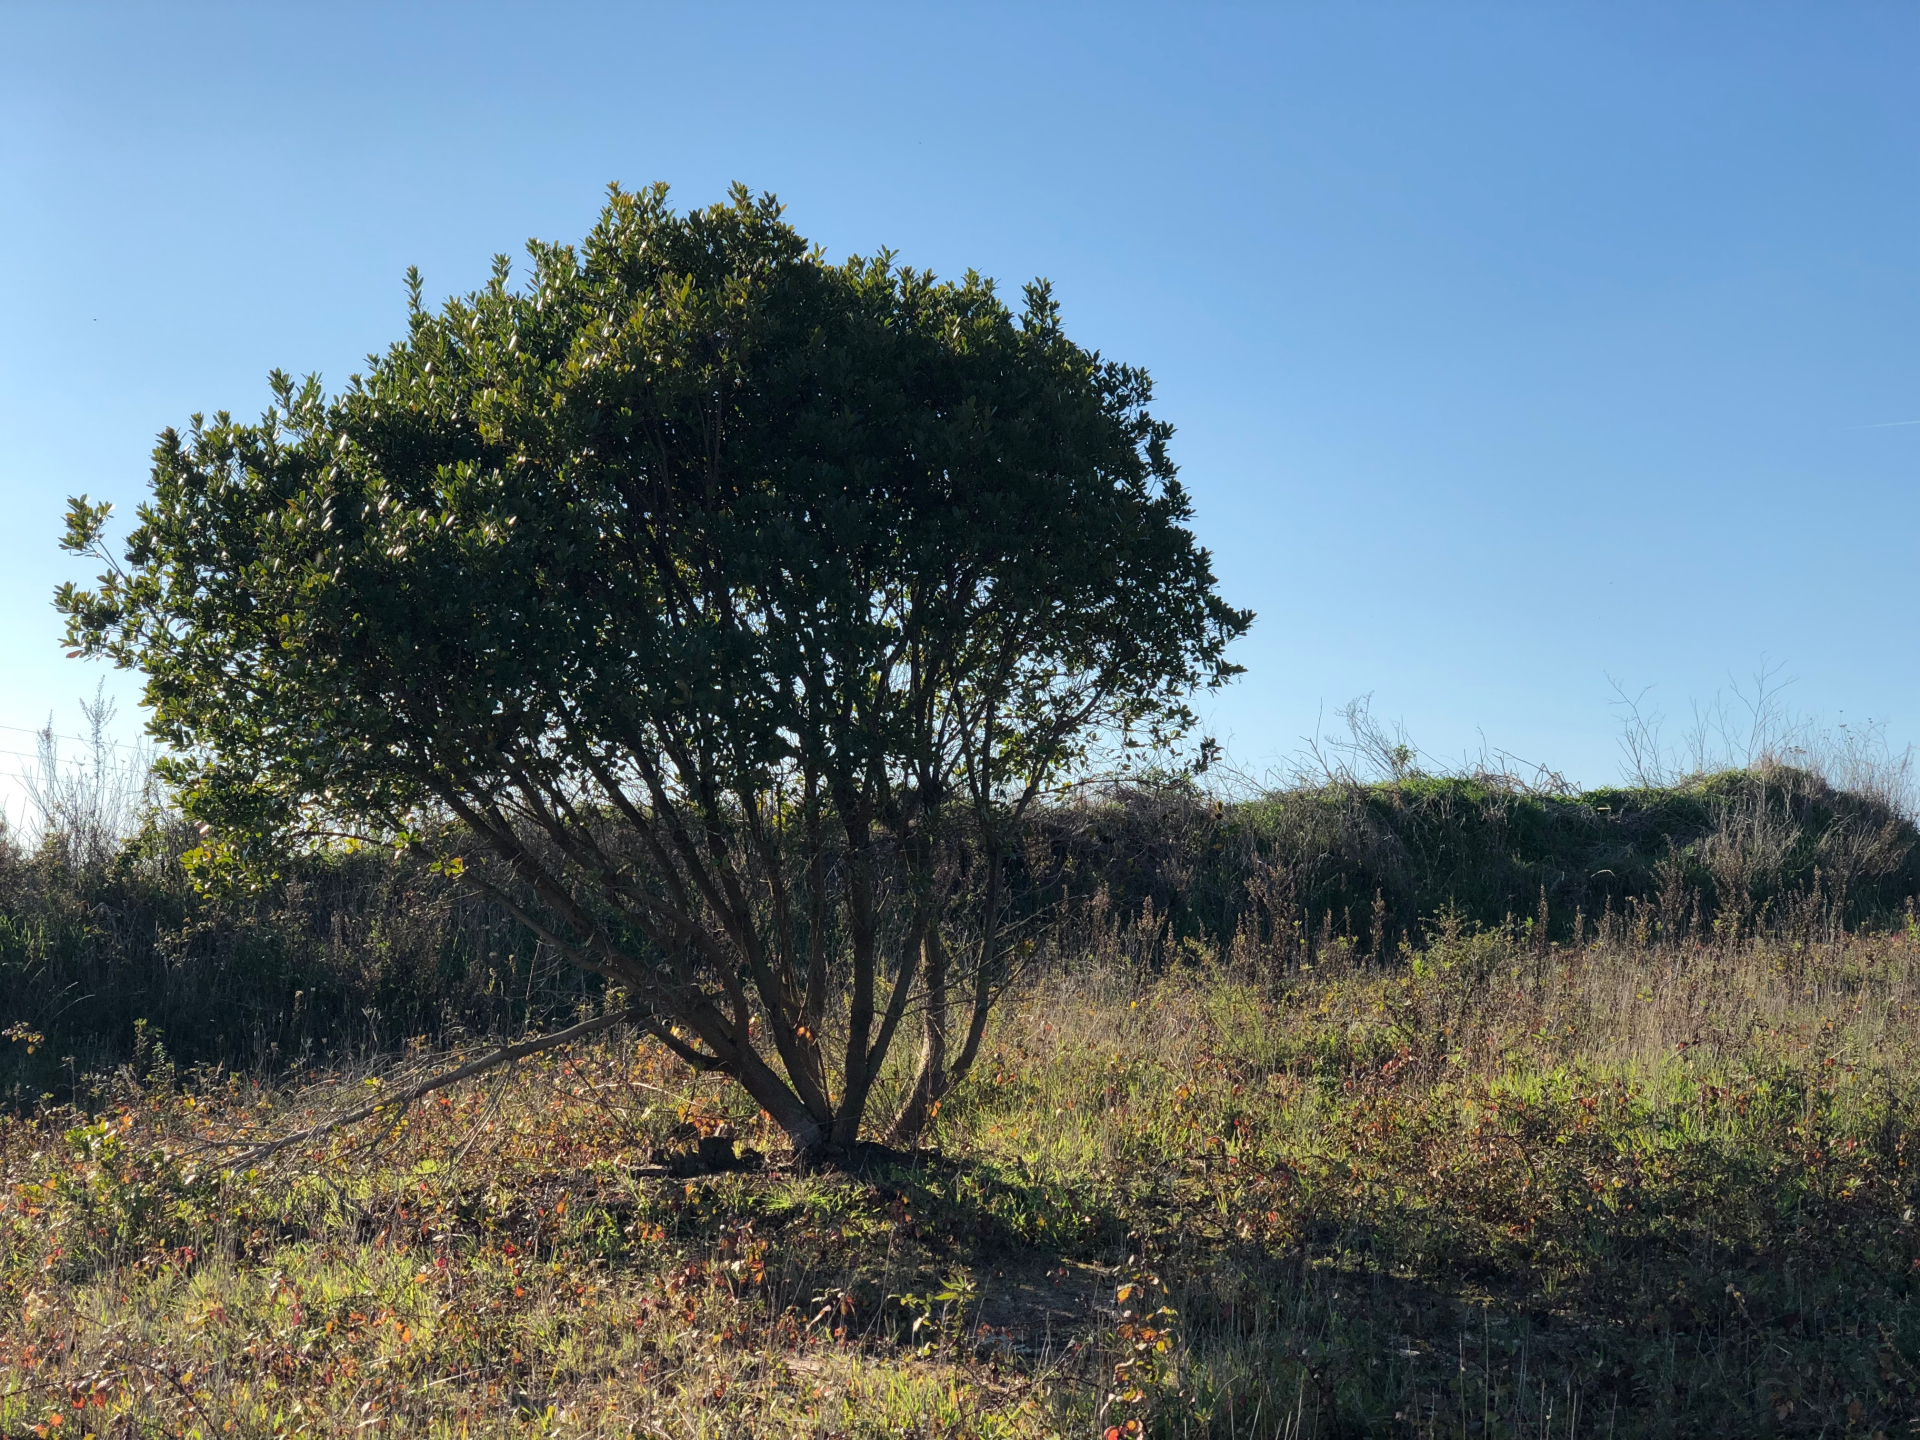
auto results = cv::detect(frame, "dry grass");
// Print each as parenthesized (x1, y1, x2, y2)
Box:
(4, 920, 1917, 1437)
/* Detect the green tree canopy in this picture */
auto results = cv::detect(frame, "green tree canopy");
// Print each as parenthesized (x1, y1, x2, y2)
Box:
(59, 184, 1250, 1161)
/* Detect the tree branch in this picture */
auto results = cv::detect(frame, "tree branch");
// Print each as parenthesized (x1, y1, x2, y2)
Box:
(216, 1009, 635, 1168)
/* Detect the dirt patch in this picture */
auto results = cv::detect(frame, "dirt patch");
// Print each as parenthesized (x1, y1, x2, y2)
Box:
(971, 1255, 1116, 1360)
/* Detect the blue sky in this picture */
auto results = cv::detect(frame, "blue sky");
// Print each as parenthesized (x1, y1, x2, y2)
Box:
(2, 2, 1914, 822)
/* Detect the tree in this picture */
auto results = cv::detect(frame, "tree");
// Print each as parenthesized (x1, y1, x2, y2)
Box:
(58, 184, 1250, 1164)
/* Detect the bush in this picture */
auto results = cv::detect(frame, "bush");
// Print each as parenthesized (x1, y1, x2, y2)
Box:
(4, 767, 1914, 1095)
(1040, 765, 1919, 957)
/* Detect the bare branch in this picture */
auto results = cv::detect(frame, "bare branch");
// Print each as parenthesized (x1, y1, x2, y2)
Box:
(215, 1008, 635, 1168)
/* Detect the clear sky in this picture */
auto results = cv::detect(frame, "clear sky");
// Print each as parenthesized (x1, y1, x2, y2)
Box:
(2, 2, 1915, 825)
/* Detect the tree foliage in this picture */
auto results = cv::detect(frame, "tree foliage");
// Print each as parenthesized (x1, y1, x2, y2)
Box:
(58, 184, 1249, 1159)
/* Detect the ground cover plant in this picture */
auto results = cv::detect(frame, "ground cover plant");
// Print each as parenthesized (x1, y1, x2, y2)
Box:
(5, 911, 1915, 1437)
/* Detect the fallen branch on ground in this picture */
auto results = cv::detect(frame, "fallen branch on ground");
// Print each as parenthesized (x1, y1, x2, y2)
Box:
(216, 1009, 636, 1168)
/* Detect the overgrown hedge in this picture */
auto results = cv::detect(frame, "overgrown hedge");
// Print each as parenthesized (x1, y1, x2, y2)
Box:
(3, 767, 1914, 1096)
(1046, 766, 1918, 954)
(0, 821, 573, 1097)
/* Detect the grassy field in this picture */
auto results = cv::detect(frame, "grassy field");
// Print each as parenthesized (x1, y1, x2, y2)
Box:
(3, 919, 1916, 1438)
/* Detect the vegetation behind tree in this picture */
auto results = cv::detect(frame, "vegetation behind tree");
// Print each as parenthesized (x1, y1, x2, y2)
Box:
(5, 762, 1913, 1102)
